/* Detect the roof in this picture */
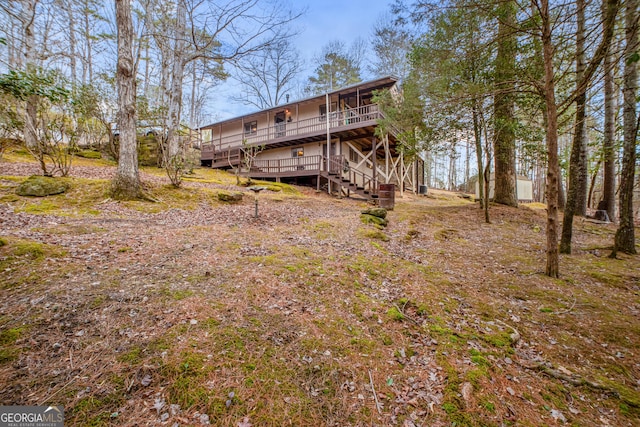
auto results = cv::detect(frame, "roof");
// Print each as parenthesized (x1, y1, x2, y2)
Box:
(200, 76, 399, 130)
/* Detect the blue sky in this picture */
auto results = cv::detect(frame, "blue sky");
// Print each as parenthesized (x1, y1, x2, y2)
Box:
(295, 0, 390, 68)
(212, 0, 392, 121)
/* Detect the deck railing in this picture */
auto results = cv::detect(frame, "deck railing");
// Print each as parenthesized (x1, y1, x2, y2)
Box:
(252, 155, 323, 174)
(201, 104, 380, 154)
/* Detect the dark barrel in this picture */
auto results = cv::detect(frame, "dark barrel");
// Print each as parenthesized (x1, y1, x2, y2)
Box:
(418, 184, 428, 195)
(378, 183, 395, 210)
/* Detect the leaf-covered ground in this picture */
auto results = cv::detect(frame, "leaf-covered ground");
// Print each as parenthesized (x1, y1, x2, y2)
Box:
(1, 151, 639, 426)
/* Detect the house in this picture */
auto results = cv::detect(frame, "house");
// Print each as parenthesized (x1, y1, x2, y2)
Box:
(199, 76, 426, 199)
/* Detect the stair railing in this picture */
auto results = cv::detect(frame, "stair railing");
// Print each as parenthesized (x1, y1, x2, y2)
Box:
(324, 155, 378, 196)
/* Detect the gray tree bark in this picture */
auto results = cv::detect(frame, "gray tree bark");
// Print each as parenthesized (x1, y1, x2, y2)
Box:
(602, 36, 617, 221)
(560, 0, 588, 254)
(540, 0, 561, 277)
(111, 0, 141, 199)
(21, 0, 38, 149)
(612, 0, 638, 255)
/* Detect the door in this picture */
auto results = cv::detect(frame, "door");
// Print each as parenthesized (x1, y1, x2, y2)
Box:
(274, 111, 286, 137)
(324, 142, 340, 173)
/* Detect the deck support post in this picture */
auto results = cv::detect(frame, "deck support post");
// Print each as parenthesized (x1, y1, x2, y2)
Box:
(372, 137, 377, 191)
(400, 154, 405, 197)
(384, 134, 390, 184)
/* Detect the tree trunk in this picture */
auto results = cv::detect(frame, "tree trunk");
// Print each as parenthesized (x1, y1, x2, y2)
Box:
(602, 19, 617, 221)
(540, 0, 561, 277)
(483, 110, 491, 223)
(473, 103, 485, 214)
(587, 158, 602, 210)
(612, 0, 638, 255)
(63, 0, 78, 84)
(111, 0, 141, 200)
(560, 0, 589, 254)
(166, 0, 186, 160)
(22, 0, 38, 149)
(493, 0, 518, 207)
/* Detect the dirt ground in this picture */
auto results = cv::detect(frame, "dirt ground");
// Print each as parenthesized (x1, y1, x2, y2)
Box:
(1, 155, 639, 426)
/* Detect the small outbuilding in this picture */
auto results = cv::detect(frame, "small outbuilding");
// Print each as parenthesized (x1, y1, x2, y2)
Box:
(475, 176, 533, 203)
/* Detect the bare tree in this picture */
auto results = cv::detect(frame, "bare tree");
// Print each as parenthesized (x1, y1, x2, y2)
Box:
(230, 39, 302, 109)
(369, 14, 412, 80)
(143, 0, 302, 186)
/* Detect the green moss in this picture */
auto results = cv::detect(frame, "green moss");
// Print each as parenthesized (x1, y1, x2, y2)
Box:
(256, 181, 298, 195)
(22, 199, 60, 214)
(0, 327, 25, 345)
(117, 346, 144, 365)
(76, 150, 102, 159)
(89, 295, 107, 309)
(360, 214, 388, 228)
(442, 402, 458, 414)
(0, 237, 7, 247)
(470, 354, 490, 367)
(358, 228, 390, 241)
(0, 348, 19, 364)
(416, 304, 430, 316)
(598, 378, 640, 409)
(217, 190, 244, 202)
(70, 392, 125, 427)
(16, 175, 70, 197)
(14, 241, 46, 259)
(0, 327, 25, 362)
(480, 399, 496, 413)
(386, 306, 405, 321)
(349, 337, 377, 353)
(481, 331, 515, 348)
(12, 178, 109, 217)
(10, 239, 66, 260)
(380, 333, 393, 346)
(466, 367, 489, 386)
(159, 287, 194, 301)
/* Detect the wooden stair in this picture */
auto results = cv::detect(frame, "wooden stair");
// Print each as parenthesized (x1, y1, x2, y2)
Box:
(319, 170, 377, 200)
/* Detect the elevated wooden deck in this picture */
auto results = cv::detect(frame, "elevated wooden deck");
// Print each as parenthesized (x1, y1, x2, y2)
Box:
(201, 104, 381, 164)
(235, 154, 378, 199)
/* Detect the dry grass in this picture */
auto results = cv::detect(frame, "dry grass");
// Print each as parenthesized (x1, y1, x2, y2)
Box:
(0, 156, 639, 426)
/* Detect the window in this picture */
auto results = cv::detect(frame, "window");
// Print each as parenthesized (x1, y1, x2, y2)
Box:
(349, 147, 359, 163)
(291, 147, 304, 157)
(319, 102, 337, 121)
(244, 121, 257, 135)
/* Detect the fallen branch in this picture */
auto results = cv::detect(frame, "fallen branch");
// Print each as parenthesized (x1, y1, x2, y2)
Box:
(518, 359, 639, 407)
(495, 319, 521, 345)
(518, 361, 604, 394)
(368, 370, 382, 415)
(554, 295, 577, 315)
(393, 303, 422, 327)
